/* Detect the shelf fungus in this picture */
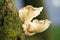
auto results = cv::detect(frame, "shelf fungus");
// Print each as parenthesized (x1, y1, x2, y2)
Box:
(18, 5, 52, 36)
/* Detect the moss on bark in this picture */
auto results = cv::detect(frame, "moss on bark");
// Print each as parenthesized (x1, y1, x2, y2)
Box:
(0, 0, 25, 40)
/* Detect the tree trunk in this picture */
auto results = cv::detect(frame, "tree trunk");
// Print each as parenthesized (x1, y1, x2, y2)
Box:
(0, 0, 25, 40)
(23, 0, 48, 40)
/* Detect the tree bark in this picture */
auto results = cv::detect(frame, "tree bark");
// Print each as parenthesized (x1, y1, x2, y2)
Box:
(0, 0, 25, 40)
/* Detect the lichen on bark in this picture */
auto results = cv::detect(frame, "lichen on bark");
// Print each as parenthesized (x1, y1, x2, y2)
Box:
(0, 0, 25, 40)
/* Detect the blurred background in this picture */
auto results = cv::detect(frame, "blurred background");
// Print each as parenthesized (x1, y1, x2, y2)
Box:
(15, 0, 60, 40)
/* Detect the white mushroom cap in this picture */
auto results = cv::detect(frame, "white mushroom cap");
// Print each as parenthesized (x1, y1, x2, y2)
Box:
(18, 5, 52, 36)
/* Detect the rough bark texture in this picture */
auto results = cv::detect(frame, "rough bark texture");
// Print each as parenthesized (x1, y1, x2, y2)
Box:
(23, 0, 48, 40)
(0, 0, 25, 40)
